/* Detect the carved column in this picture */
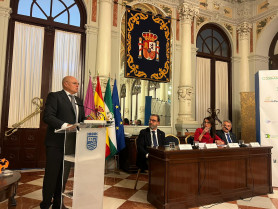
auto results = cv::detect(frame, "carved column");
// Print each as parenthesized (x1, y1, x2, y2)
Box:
(0, 6, 11, 131)
(95, 0, 112, 77)
(237, 22, 251, 92)
(177, 3, 198, 124)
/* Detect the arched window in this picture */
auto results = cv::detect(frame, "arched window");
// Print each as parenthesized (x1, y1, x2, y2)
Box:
(1, 0, 87, 169)
(131, 79, 141, 122)
(196, 24, 232, 128)
(148, 81, 160, 98)
(269, 32, 278, 70)
(120, 84, 126, 118)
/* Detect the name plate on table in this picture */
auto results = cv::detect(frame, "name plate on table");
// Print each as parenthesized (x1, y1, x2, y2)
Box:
(199, 143, 206, 149)
(250, 142, 261, 147)
(227, 143, 240, 148)
(205, 143, 217, 149)
(179, 144, 192, 150)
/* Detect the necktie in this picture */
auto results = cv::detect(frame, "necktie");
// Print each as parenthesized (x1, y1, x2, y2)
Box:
(226, 133, 232, 143)
(152, 131, 158, 146)
(69, 95, 77, 123)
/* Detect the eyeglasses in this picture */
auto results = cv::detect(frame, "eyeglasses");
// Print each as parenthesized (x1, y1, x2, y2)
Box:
(149, 119, 157, 122)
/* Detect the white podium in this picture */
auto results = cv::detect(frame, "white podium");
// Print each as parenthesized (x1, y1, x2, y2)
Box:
(61, 121, 109, 209)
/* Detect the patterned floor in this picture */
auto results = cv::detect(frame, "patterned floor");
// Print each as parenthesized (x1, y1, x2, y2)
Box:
(0, 169, 278, 209)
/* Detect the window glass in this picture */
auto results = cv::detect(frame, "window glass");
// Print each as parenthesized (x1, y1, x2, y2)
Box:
(200, 29, 212, 40)
(197, 36, 202, 52)
(213, 31, 223, 44)
(69, 5, 81, 27)
(222, 42, 228, 57)
(54, 12, 68, 24)
(63, 0, 75, 7)
(204, 37, 212, 53)
(32, 4, 47, 20)
(203, 44, 210, 54)
(52, 0, 66, 18)
(213, 38, 220, 55)
(18, 0, 33, 16)
(36, 0, 51, 16)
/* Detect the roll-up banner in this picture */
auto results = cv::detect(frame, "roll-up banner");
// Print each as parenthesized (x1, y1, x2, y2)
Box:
(255, 70, 278, 187)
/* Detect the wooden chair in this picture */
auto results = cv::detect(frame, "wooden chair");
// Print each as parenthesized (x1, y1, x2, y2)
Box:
(165, 134, 180, 145)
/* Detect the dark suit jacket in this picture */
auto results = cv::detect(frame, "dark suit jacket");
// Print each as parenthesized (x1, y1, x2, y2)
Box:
(136, 127, 165, 170)
(216, 130, 237, 145)
(43, 90, 85, 148)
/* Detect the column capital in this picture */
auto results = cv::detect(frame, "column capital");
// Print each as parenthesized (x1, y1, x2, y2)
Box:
(177, 86, 193, 101)
(178, 3, 199, 23)
(0, 6, 11, 18)
(85, 24, 98, 35)
(237, 22, 252, 40)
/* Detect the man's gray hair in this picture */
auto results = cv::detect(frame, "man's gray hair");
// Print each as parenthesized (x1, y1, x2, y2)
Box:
(222, 120, 232, 127)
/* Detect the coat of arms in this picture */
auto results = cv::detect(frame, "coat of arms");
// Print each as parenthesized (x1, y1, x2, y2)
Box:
(138, 31, 160, 62)
(87, 132, 98, 150)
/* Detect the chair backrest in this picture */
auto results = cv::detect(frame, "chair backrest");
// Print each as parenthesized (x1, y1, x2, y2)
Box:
(165, 134, 180, 145)
(185, 135, 194, 145)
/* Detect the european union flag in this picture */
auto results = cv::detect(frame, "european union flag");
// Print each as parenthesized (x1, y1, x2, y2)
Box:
(112, 79, 126, 151)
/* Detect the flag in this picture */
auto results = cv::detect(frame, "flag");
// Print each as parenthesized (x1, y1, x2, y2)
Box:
(112, 79, 126, 151)
(94, 76, 110, 157)
(83, 76, 96, 119)
(104, 79, 118, 160)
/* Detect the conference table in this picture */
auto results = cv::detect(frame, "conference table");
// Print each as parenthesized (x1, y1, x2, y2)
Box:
(147, 146, 272, 209)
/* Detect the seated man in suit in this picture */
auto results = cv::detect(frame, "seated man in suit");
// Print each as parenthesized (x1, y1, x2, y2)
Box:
(216, 120, 237, 144)
(136, 114, 165, 171)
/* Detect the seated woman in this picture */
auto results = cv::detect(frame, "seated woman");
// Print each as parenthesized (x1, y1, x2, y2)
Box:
(194, 117, 224, 145)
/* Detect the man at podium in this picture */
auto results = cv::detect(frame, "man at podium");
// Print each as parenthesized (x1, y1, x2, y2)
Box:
(136, 114, 165, 172)
(40, 76, 85, 209)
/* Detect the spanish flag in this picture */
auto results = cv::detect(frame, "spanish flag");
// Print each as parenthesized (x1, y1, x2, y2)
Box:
(94, 76, 110, 157)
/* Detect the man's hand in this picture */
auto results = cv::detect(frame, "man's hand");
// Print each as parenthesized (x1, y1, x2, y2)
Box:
(66, 124, 77, 131)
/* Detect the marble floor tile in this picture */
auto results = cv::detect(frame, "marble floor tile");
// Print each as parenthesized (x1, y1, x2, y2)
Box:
(104, 176, 124, 186)
(3, 169, 277, 209)
(104, 171, 130, 179)
(22, 189, 43, 201)
(126, 173, 148, 182)
(118, 200, 156, 209)
(103, 196, 126, 209)
(140, 183, 148, 191)
(17, 183, 42, 196)
(104, 184, 112, 191)
(237, 196, 276, 208)
(128, 190, 149, 203)
(104, 186, 137, 199)
(200, 202, 238, 209)
(114, 179, 146, 190)
(268, 189, 278, 199)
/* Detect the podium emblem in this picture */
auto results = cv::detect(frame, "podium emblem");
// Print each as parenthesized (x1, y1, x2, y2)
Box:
(87, 132, 98, 150)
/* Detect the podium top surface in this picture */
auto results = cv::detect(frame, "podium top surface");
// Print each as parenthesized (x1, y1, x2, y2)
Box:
(54, 120, 113, 133)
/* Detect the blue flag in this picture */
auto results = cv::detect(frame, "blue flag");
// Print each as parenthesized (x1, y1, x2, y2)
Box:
(112, 79, 126, 151)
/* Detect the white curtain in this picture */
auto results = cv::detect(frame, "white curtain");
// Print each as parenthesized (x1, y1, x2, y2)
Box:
(196, 57, 211, 125)
(51, 30, 81, 92)
(8, 22, 44, 128)
(215, 61, 229, 129)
